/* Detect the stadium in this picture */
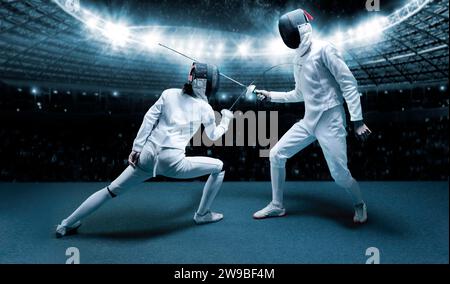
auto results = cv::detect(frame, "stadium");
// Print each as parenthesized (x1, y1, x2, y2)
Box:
(0, 0, 448, 265)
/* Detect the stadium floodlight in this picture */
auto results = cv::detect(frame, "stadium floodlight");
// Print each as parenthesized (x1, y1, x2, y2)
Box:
(330, 15, 387, 46)
(364, 17, 385, 40)
(103, 22, 130, 46)
(194, 42, 204, 57)
(112, 91, 119, 97)
(331, 31, 344, 45)
(168, 39, 185, 54)
(268, 39, 288, 56)
(355, 25, 366, 41)
(143, 32, 161, 49)
(378, 16, 389, 26)
(346, 28, 355, 43)
(214, 43, 224, 58)
(86, 17, 99, 30)
(186, 40, 195, 54)
(31, 87, 38, 95)
(246, 92, 255, 101)
(238, 42, 250, 57)
(54, 0, 433, 58)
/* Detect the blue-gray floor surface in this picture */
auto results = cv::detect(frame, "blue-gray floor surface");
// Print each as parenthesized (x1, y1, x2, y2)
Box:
(0, 182, 448, 264)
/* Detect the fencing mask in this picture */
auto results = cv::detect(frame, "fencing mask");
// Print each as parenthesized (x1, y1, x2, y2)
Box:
(185, 62, 220, 101)
(278, 9, 314, 49)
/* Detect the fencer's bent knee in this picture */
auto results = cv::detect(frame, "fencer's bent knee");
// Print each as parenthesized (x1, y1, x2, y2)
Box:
(214, 160, 224, 174)
(214, 170, 226, 178)
(269, 147, 286, 168)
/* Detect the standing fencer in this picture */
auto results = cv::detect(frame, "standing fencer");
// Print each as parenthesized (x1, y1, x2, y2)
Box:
(56, 62, 234, 237)
(254, 9, 372, 223)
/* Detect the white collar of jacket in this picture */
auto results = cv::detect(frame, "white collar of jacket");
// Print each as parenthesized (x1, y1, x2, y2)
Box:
(296, 23, 313, 57)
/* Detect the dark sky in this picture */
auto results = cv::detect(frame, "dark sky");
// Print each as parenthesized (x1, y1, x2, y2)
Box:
(82, 0, 407, 35)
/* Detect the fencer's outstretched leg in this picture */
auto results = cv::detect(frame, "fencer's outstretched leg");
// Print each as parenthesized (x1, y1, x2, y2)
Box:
(194, 171, 226, 224)
(253, 165, 286, 219)
(56, 187, 113, 238)
(56, 163, 151, 238)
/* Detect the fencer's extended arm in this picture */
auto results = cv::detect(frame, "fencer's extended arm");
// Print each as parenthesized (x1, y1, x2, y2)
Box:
(132, 94, 164, 152)
(203, 108, 233, 141)
(321, 44, 363, 122)
(269, 68, 304, 103)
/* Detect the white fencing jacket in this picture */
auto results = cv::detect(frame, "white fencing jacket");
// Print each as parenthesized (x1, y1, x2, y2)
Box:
(270, 38, 363, 132)
(132, 89, 230, 152)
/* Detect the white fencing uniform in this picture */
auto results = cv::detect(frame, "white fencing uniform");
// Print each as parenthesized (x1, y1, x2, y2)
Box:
(60, 89, 232, 228)
(267, 26, 364, 207)
(110, 88, 230, 195)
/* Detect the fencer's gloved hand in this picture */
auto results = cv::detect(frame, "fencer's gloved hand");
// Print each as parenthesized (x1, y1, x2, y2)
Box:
(221, 109, 234, 120)
(219, 109, 234, 130)
(128, 151, 141, 168)
(354, 120, 372, 142)
(255, 90, 271, 102)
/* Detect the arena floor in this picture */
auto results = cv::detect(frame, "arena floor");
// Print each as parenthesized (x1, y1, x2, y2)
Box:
(0, 181, 448, 264)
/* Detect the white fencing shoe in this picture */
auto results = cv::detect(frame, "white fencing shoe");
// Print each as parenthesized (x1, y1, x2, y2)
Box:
(194, 211, 224, 225)
(55, 221, 82, 238)
(353, 203, 368, 224)
(253, 202, 286, 219)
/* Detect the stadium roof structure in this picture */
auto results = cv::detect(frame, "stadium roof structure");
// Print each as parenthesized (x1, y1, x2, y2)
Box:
(345, 0, 449, 90)
(0, 0, 448, 94)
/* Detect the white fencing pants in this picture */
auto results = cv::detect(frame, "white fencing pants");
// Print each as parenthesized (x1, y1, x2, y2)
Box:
(269, 106, 363, 207)
(62, 143, 224, 227)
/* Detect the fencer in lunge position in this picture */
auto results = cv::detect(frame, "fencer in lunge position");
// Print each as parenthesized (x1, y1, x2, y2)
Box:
(56, 62, 234, 237)
(254, 9, 372, 223)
